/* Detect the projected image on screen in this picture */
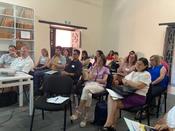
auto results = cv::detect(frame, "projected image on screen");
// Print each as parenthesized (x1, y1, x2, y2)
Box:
(56, 30, 72, 47)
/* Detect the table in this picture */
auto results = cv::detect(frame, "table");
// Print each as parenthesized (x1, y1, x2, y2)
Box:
(0, 72, 33, 115)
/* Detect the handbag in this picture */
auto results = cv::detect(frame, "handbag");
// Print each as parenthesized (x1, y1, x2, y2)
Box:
(112, 85, 137, 96)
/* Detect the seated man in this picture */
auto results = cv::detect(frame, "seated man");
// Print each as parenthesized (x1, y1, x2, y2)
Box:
(155, 106, 175, 131)
(33, 46, 66, 92)
(10, 45, 34, 73)
(62, 49, 82, 84)
(0, 45, 18, 68)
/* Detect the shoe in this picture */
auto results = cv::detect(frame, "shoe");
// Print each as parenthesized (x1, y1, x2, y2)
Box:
(101, 126, 116, 131)
(80, 120, 87, 127)
(70, 110, 81, 120)
(135, 111, 146, 120)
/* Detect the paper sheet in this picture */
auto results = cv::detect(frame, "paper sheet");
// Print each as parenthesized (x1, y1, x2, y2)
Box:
(124, 117, 156, 131)
(45, 70, 58, 75)
(106, 89, 123, 100)
(47, 96, 69, 104)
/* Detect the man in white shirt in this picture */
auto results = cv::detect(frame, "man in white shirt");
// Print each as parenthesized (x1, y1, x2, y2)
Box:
(0, 45, 18, 68)
(10, 45, 34, 73)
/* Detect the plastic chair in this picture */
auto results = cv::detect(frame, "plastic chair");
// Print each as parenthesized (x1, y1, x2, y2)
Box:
(30, 74, 73, 131)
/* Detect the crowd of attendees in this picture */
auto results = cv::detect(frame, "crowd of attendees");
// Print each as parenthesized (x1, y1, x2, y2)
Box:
(0, 45, 174, 131)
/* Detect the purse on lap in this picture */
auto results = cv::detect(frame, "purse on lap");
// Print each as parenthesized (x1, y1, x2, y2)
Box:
(112, 85, 137, 96)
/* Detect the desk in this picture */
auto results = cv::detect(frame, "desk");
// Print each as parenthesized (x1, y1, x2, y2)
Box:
(0, 72, 33, 115)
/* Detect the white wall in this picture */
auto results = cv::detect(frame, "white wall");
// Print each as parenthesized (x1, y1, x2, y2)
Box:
(2, 0, 175, 60)
(0, 0, 104, 61)
(101, 0, 175, 58)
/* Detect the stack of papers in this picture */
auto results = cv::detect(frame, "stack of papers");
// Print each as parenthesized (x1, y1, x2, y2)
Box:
(124, 117, 156, 131)
(47, 96, 69, 104)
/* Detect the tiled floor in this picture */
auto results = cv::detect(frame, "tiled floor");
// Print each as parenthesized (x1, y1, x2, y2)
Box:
(0, 86, 174, 131)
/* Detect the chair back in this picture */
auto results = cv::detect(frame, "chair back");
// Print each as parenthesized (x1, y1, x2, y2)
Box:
(43, 73, 73, 97)
(106, 73, 113, 89)
(145, 85, 155, 105)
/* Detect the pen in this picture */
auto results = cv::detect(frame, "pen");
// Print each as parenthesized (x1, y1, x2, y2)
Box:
(55, 98, 59, 101)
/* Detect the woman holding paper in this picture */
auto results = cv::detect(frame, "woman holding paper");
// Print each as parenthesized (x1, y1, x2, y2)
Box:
(70, 54, 110, 127)
(102, 57, 151, 131)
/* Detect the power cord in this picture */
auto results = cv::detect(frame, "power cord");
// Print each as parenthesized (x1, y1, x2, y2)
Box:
(0, 109, 15, 126)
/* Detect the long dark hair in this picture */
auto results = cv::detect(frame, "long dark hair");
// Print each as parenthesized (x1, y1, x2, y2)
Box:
(81, 50, 89, 60)
(126, 51, 137, 65)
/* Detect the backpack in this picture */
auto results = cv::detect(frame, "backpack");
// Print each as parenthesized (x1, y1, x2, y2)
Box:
(93, 100, 107, 126)
(0, 91, 17, 107)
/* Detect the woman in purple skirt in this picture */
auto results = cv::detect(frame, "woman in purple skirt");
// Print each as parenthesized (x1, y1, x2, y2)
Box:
(102, 57, 151, 131)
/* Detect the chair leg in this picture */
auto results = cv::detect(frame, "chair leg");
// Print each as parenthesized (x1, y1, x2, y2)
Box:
(42, 109, 44, 120)
(139, 110, 143, 123)
(119, 110, 121, 118)
(69, 101, 73, 124)
(30, 108, 35, 131)
(164, 92, 167, 113)
(157, 96, 161, 118)
(63, 106, 67, 131)
(146, 107, 150, 126)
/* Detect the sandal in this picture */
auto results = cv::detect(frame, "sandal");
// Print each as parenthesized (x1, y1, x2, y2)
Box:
(80, 120, 87, 127)
(135, 110, 146, 120)
(70, 110, 81, 120)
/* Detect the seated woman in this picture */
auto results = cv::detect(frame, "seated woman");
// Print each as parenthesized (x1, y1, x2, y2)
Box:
(113, 51, 137, 85)
(63, 48, 71, 64)
(34, 48, 49, 70)
(81, 50, 91, 69)
(106, 50, 114, 61)
(102, 57, 151, 131)
(70, 54, 110, 127)
(108, 52, 120, 73)
(148, 55, 169, 96)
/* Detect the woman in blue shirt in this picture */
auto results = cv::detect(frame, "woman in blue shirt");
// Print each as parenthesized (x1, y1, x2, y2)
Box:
(148, 55, 169, 96)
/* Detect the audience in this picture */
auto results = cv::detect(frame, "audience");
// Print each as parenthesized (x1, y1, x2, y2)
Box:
(1, 45, 174, 131)
(70, 54, 110, 127)
(155, 106, 175, 131)
(148, 55, 169, 96)
(34, 48, 49, 70)
(113, 51, 137, 85)
(108, 52, 120, 73)
(81, 50, 91, 69)
(102, 58, 151, 131)
(93, 50, 104, 66)
(106, 50, 114, 61)
(63, 48, 71, 64)
(0, 45, 18, 68)
(33, 46, 66, 92)
(62, 49, 82, 84)
(160, 56, 169, 76)
(10, 45, 34, 73)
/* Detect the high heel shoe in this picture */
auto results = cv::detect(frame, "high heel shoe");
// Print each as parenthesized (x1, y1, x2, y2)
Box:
(70, 110, 81, 120)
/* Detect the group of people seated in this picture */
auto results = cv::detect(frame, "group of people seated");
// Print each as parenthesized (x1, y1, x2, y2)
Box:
(0, 45, 173, 130)
(0, 45, 34, 73)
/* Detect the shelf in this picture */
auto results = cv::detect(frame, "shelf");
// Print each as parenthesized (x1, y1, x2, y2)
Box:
(0, 14, 14, 18)
(16, 28, 33, 31)
(16, 16, 33, 21)
(0, 26, 14, 29)
(0, 38, 14, 41)
(16, 39, 34, 42)
(0, 2, 34, 60)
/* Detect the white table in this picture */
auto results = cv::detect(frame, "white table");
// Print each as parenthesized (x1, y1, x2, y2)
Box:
(0, 72, 33, 115)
